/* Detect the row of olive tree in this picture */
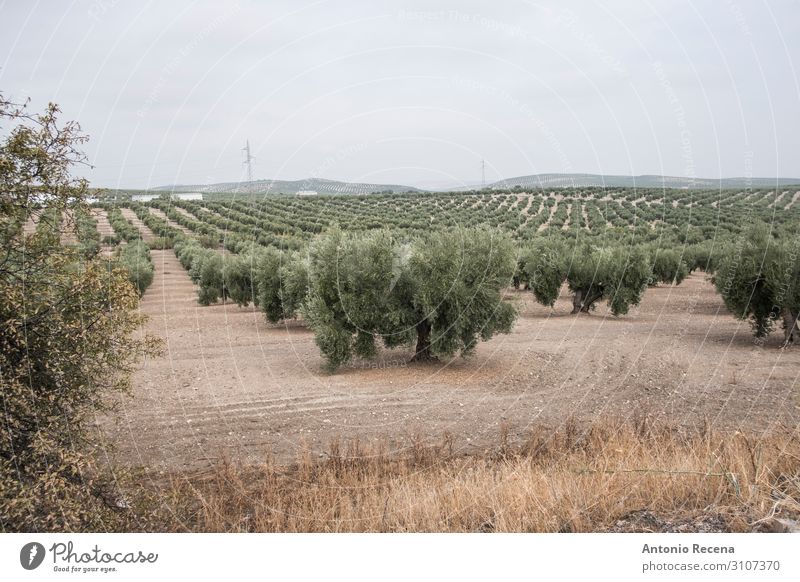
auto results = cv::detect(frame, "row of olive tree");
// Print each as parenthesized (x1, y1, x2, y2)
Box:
(187, 227, 517, 370)
(181, 242, 309, 317)
(713, 221, 799, 346)
(516, 239, 678, 315)
(188, 213, 800, 354)
(191, 229, 735, 367)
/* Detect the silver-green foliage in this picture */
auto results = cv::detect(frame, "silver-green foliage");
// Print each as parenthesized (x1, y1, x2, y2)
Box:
(566, 244, 651, 315)
(520, 239, 652, 316)
(303, 228, 518, 370)
(519, 238, 569, 307)
(713, 221, 800, 344)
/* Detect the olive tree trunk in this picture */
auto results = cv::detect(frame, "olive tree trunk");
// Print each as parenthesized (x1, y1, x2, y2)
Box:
(571, 288, 603, 314)
(782, 307, 798, 347)
(411, 319, 436, 362)
(571, 289, 584, 314)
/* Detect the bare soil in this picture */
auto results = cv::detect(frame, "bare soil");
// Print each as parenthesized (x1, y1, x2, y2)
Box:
(102, 264, 800, 471)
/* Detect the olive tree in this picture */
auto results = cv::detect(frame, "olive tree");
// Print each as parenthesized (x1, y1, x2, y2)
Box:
(520, 237, 651, 316)
(224, 250, 261, 307)
(404, 228, 517, 361)
(303, 228, 517, 370)
(519, 238, 569, 307)
(648, 247, 689, 286)
(303, 229, 403, 368)
(198, 252, 226, 306)
(257, 248, 309, 323)
(684, 241, 719, 273)
(567, 244, 651, 315)
(714, 221, 800, 345)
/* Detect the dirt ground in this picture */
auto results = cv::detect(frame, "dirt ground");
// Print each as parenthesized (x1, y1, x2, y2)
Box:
(100, 252, 800, 471)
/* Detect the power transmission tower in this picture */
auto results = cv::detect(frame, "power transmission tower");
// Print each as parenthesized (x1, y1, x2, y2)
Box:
(242, 140, 255, 194)
(481, 159, 486, 189)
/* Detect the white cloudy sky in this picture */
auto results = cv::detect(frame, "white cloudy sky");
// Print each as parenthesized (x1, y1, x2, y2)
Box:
(1, 0, 799, 188)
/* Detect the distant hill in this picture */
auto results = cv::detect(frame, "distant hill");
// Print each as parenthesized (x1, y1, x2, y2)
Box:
(124, 173, 800, 198)
(153, 178, 421, 195)
(487, 173, 800, 190)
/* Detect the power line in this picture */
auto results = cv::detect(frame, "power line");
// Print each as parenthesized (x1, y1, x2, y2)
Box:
(242, 139, 255, 188)
(481, 159, 486, 189)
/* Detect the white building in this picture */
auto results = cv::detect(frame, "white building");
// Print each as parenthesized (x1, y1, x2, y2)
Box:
(296, 190, 318, 196)
(173, 192, 203, 201)
(132, 194, 160, 202)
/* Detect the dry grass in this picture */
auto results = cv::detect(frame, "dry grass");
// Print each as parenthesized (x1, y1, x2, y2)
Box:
(135, 417, 800, 532)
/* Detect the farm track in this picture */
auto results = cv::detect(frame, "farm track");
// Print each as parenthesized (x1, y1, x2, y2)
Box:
(561, 203, 572, 230)
(768, 191, 788, 208)
(581, 203, 590, 231)
(92, 208, 115, 239)
(102, 272, 800, 471)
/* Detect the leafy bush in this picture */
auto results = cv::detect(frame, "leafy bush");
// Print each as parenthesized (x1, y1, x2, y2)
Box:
(684, 242, 719, 273)
(0, 95, 159, 531)
(254, 248, 310, 323)
(74, 207, 101, 258)
(519, 238, 569, 307)
(198, 253, 226, 306)
(197, 234, 219, 249)
(224, 251, 262, 307)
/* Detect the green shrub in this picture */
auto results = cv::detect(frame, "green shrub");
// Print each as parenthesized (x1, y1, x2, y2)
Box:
(1, 96, 160, 531)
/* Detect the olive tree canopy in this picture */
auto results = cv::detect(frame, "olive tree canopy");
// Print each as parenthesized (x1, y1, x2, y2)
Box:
(303, 227, 517, 370)
(714, 221, 800, 345)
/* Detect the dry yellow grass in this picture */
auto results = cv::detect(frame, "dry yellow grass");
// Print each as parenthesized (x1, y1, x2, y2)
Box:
(138, 418, 800, 532)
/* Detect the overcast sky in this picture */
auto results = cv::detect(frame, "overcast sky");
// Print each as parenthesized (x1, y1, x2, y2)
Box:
(1, 0, 799, 189)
